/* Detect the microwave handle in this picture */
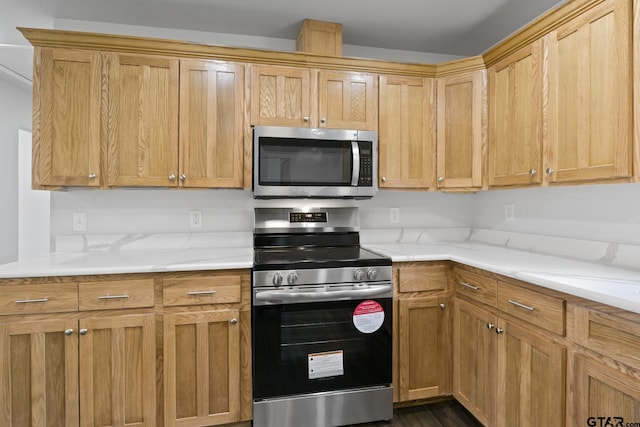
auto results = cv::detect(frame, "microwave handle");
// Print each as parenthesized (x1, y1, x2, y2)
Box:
(351, 141, 360, 186)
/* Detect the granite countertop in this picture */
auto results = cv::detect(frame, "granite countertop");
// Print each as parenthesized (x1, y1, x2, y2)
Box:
(1, 236, 639, 315)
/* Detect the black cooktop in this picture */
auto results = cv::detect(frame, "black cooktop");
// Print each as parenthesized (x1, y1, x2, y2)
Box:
(253, 245, 391, 271)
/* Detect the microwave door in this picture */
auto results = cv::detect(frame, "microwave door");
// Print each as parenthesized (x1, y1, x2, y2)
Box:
(350, 141, 360, 186)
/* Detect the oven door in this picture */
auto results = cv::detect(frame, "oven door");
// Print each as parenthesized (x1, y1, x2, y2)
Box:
(252, 296, 392, 400)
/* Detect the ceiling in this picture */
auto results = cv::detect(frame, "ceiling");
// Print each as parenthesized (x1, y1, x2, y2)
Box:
(42, 0, 564, 56)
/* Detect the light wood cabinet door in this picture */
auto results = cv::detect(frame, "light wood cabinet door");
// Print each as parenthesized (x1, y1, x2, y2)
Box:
(488, 40, 543, 187)
(164, 310, 240, 427)
(318, 70, 377, 130)
(0, 318, 79, 427)
(546, 0, 631, 183)
(397, 296, 450, 401)
(79, 313, 156, 427)
(453, 298, 496, 426)
(250, 65, 312, 127)
(34, 47, 102, 188)
(572, 354, 640, 427)
(107, 53, 179, 187)
(436, 70, 486, 189)
(379, 75, 435, 189)
(180, 60, 244, 188)
(496, 318, 565, 427)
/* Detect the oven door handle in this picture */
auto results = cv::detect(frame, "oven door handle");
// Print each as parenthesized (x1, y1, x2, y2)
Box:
(255, 285, 392, 303)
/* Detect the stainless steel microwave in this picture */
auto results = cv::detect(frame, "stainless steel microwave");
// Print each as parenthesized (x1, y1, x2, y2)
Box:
(253, 126, 378, 199)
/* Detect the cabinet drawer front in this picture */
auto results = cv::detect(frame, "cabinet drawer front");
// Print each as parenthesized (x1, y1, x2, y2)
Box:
(497, 281, 565, 335)
(398, 265, 446, 293)
(454, 269, 497, 307)
(573, 307, 640, 371)
(163, 275, 241, 306)
(0, 283, 78, 315)
(79, 279, 155, 310)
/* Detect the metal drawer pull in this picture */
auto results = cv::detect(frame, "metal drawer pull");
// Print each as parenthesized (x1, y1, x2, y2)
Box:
(508, 299, 535, 311)
(98, 294, 129, 300)
(16, 298, 49, 304)
(188, 290, 217, 296)
(230, 318, 238, 325)
(459, 282, 479, 291)
(79, 329, 88, 335)
(65, 329, 74, 336)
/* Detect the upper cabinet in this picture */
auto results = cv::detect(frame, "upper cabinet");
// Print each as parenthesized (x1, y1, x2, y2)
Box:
(33, 47, 102, 188)
(436, 68, 487, 190)
(106, 53, 180, 187)
(488, 40, 544, 187)
(250, 65, 312, 127)
(317, 70, 377, 130)
(378, 75, 435, 189)
(179, 60, 245, 188)
(546, 0, 632, 183)
(250, 66, 376, 130)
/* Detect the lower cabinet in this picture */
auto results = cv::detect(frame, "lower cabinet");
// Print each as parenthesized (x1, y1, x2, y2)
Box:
(0, 313, 157, 427)
(163, 309, 241, 427)
(394, 263, 451, 403)
(453, 295, 566, 426)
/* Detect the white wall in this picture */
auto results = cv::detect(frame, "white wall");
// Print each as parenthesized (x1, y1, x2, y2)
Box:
(471, 183, 640, 245)
(0, 80, 33, 263)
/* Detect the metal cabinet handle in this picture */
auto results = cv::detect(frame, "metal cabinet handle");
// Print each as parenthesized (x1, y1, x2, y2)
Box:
(320, 117, 327, 125)
(98, 294, 129, 300)
(65, 329, 74, 336)
(508, 299, 535, 312)
(545, 168, 554, 175)
(169, 174, 176, 181)
(437, 176, 444, 183)
(529, 169, 537, 176)
(487, 323, 495, 330)
(180, 174, 187, 181)
(303, 116, 310, 122)
(88, 173, 97, 179)
(496, 327, 504, 334)
(16, 298, 49, 304)
(459, 282, 479, 291)
(79, 329, 88, 335)
(439, 303, 446, 310)
(188, 290, 217, 296)
(381, 176, 387, 183)
(230, 318, 238, 325)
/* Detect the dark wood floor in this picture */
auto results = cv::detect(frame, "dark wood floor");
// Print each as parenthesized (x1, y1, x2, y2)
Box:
(353, 400, 482, 427)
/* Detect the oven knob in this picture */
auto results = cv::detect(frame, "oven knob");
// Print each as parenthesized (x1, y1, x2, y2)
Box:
(272, 272, 283, 287)
(354, 269, 365, 281)
(367, 268, 378, 280)
(287, 272, 298, 285)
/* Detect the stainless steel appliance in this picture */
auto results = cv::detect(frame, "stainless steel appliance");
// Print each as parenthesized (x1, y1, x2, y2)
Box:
(252, 207, 393, 427)
(252, 126, 377, 199)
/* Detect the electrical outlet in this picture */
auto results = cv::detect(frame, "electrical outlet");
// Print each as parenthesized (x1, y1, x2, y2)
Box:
(504, 203, 515, 221)
(189, 210, 203, 229)
(72, 212, 87, 232)
(389, 207, 400, 224)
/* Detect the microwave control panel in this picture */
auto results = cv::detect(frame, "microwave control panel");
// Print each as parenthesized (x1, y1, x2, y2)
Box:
(358, 142, 373, 186)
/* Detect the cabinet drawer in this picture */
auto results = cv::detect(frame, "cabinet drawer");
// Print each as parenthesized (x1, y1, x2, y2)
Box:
(398, 265, 446, 293)
(0, 283, 78, 314)
(79, 279, 155, 310)
(163, 275, 241, 307)
(573, 306, 640, 371)
(497, 281, 565, 335)
(454, 269, 497, 307)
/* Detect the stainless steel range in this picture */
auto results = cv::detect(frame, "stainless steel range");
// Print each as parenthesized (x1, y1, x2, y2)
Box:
(252, 207, 393, 427)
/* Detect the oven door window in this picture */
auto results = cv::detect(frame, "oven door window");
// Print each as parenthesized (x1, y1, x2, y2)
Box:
(258, 138, 353, 186)
(253, 298, 392, 400)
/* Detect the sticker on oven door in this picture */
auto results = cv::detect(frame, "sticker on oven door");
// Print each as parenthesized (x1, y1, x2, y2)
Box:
(353, 300, 385, 334)
(308, 350, 344, 379)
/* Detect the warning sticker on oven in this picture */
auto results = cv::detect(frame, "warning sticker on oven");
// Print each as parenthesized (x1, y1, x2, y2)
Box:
(353, 300, 385, 334)
(308, 350, 344, 379)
